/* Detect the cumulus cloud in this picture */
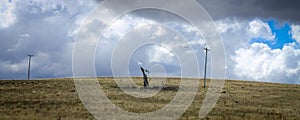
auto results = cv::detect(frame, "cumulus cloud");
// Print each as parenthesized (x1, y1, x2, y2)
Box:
(0, 0, 299, 84)
(215, 18, 300, 84)
(0, 0, 98, 79)
(291, 25, 300, 43)
(232, 43, 300, 84)
(216, 18, 276, 41)
(248, 19, 275, 40)
(0, 0, 16, 28)
(95, 14, 198, 77)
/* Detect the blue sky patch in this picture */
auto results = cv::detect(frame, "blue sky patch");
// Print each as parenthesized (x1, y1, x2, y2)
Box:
(250, 20, 295, 49)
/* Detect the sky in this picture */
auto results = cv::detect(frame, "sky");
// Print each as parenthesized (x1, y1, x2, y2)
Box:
(0, 0, 300, 84)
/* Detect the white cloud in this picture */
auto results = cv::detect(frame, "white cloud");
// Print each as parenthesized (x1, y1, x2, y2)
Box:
(291, 24, 300, 43)
(232, 42, 300, 84)
(216, 18, 241, 33)
(0, 0, 299, 85)
(23, 0, 96, 15)
(0, 60, 27, 73)
(147, 45, 175, 64)
(216, 18, 300, 84)
(0, 0, 16, 28)
(32, 49, 73, 77)
(248, 18, 275, 40)
(20, 33, 30, 37)
(0, 0, 97, 79)
(150, 25, 166, 39)
(7, 33, 30, 52)
(101, 15, 157, 41)
(215, 19, 250, 51)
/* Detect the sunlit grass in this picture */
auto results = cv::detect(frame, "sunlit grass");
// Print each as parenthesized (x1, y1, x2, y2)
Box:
(0, 78, 299, 119)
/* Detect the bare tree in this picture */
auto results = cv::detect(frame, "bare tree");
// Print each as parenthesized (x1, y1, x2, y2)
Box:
(140, 67, 149, 87)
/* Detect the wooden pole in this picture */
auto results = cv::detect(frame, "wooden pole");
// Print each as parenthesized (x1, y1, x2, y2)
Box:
(27, 54, 33, 80)
(203, 48, 210, 88)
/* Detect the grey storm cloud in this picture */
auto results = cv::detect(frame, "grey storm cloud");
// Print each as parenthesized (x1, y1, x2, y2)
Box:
(104, 0, 300, 29)
(197, 0, 300, 23)
(0, 0, 98, 79)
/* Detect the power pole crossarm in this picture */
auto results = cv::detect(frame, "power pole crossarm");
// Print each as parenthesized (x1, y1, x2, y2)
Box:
(27, 54, 34, 80)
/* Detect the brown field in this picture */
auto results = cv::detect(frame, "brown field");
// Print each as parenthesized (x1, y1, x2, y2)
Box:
(0, 77, 299, 120)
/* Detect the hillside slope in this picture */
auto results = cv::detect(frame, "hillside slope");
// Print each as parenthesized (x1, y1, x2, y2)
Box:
(0, 78, 299, 119)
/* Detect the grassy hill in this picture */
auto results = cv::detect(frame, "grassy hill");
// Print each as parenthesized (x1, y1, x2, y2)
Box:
(0, 77, 299, 119)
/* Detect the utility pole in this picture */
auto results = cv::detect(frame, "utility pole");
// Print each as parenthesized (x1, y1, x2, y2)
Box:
(203, 47, 210, 88)
(27, 54, 34, 80)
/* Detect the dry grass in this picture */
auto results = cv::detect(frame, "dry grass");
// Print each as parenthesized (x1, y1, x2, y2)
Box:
(0, 77, 299, 119)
